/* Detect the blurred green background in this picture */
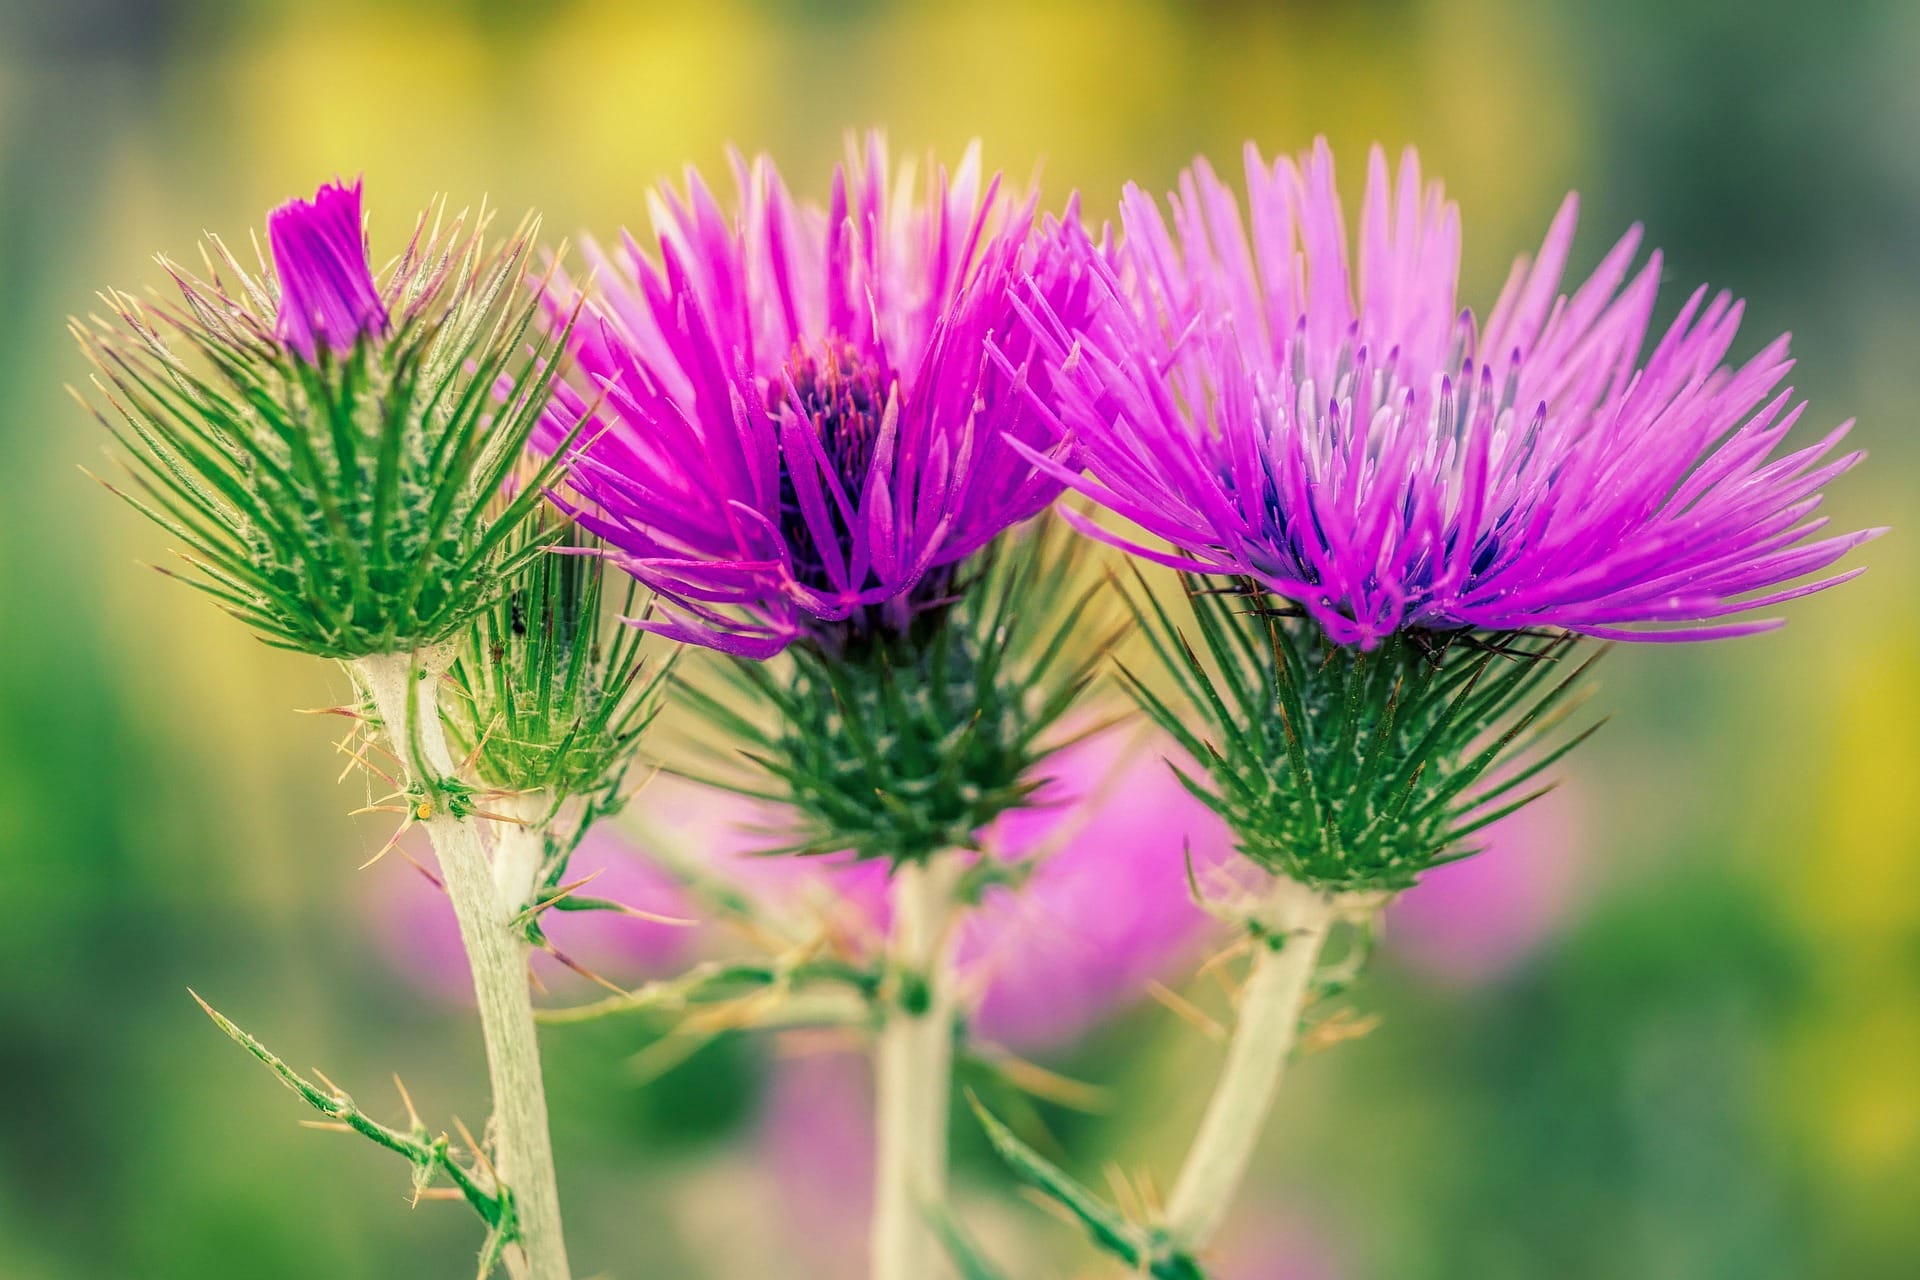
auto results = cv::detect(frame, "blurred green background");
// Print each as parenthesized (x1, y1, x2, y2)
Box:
(2, 1, 1915, 1277)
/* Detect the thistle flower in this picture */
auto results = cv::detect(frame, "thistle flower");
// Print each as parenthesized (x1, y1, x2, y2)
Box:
(541, 133, 1087, 658)
(77, 179, 574, 659)
(1021, 140, 1878, 647)
(1012, 140, 1880, 892)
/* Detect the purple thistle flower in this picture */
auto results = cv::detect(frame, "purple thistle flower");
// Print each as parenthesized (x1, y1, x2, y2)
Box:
(541, 133, 1084, 656)
(267, 177, 389, 362)
(1018, 139, 1879, 647)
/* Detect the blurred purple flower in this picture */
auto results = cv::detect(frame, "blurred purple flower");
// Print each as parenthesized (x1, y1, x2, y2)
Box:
(1384, 780, 1588, 985)
(540, 133, 1086, 656)
(267, 177, 389, 362)
(1018, 139, 1878, 647)
(959, 736, 1235, 1049)
(759, 1052, 875, 1275)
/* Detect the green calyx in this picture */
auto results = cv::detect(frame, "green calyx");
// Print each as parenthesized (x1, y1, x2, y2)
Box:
(677, 519, 1113, 867)
(445, 519, 669, 840)
(1126, 574, 1604, 893)
(77, 207, 578, 660)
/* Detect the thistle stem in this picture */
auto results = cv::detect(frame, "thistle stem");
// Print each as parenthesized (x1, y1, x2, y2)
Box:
(871, 853, 965, 1280)
(353, 651, 571, 1280)
(1163, 877, 1343, 1249)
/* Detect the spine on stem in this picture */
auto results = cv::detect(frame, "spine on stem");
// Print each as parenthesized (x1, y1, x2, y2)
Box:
(353, 651, 572, 1280)
(870, 854, 965, 1280)
(1162, 877, 1343, 1250)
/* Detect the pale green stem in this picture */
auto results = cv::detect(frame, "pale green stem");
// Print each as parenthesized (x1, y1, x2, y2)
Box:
(870, 853, 965, 1280)
(492, 789, 554, 922)
(353, 651, 571, 1280)
(1162, 877, 1345, 1250)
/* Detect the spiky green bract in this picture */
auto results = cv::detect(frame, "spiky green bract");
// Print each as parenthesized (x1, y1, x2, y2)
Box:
(446, 520, 670, 852)
(191, 992, 519, 1279)
(676, 520, 1112, 867)
(76, 205, 577, 659)
(1127, 574, 1603, 894)
(968, 1095, 1208, 1280)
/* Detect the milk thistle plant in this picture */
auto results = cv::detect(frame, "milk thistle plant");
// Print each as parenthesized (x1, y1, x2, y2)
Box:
(538, 134, 1104, 1280)
(71, 134, 1880, 1280)
(982, 138, 1881, 1270)
(74, 179, 636, 1280)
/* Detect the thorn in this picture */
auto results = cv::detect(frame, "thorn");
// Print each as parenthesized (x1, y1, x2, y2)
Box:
(515, 869, 697, 929)
(412, 1187, 468, 1203)
(298, 1120, 355, 1134)
(451, 1116, 497, 1186)
(542, 942, 626, 995)
(394, 1074, 423, 1132)
(459, 713, 504, 775)
(1105, 1162, 1141, 1222)
(397, 845, 445, 891)
(1301, 1009, 1382, 1055)
(335, 739, 403, 790)
(1195, 935, 1254, 990)
(1145, 980, 1227, 1044)
(357, 815, 417, 870)
(978, 1049, 1111, 1112)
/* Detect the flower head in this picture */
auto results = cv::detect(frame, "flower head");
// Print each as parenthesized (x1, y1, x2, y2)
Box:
(1023, 140, 1878, 647)
(543, 133, 1086, 657)
(78, 183, 572, 659)
(268, 178, 389, 361)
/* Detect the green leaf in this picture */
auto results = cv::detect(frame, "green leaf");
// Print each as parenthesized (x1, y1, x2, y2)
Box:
(189, 990, 518, 1270)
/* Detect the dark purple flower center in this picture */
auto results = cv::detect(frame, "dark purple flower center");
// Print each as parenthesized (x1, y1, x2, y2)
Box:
(773, 341, 888, 591)
(768, 342, 962, 652)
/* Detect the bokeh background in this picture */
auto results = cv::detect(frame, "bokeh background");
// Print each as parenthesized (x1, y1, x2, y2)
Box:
(2, 1, 1916, 1277)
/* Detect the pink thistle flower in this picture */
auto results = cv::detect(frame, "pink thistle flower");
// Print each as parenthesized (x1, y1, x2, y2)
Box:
(1019, 139, 1879, 647)
(541, 133, 1088, 656)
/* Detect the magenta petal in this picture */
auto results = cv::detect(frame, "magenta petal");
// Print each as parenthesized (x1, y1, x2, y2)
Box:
(1020, 137, 1876, 645)
(537, 134, 1093, 655)
(268, 178, 388, 362)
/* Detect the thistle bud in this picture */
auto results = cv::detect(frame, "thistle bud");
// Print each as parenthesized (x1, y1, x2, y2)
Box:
(78, 181, 577, 659)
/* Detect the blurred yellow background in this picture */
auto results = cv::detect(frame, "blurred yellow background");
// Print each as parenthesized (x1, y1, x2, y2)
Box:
(1, 1, 1915, 1277)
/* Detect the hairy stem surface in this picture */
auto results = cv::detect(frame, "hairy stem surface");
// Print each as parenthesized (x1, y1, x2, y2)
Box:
(871, 854, 965, 1280)
(1163, 877, 1343, 1249)
(354, 651, 571, 1280)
